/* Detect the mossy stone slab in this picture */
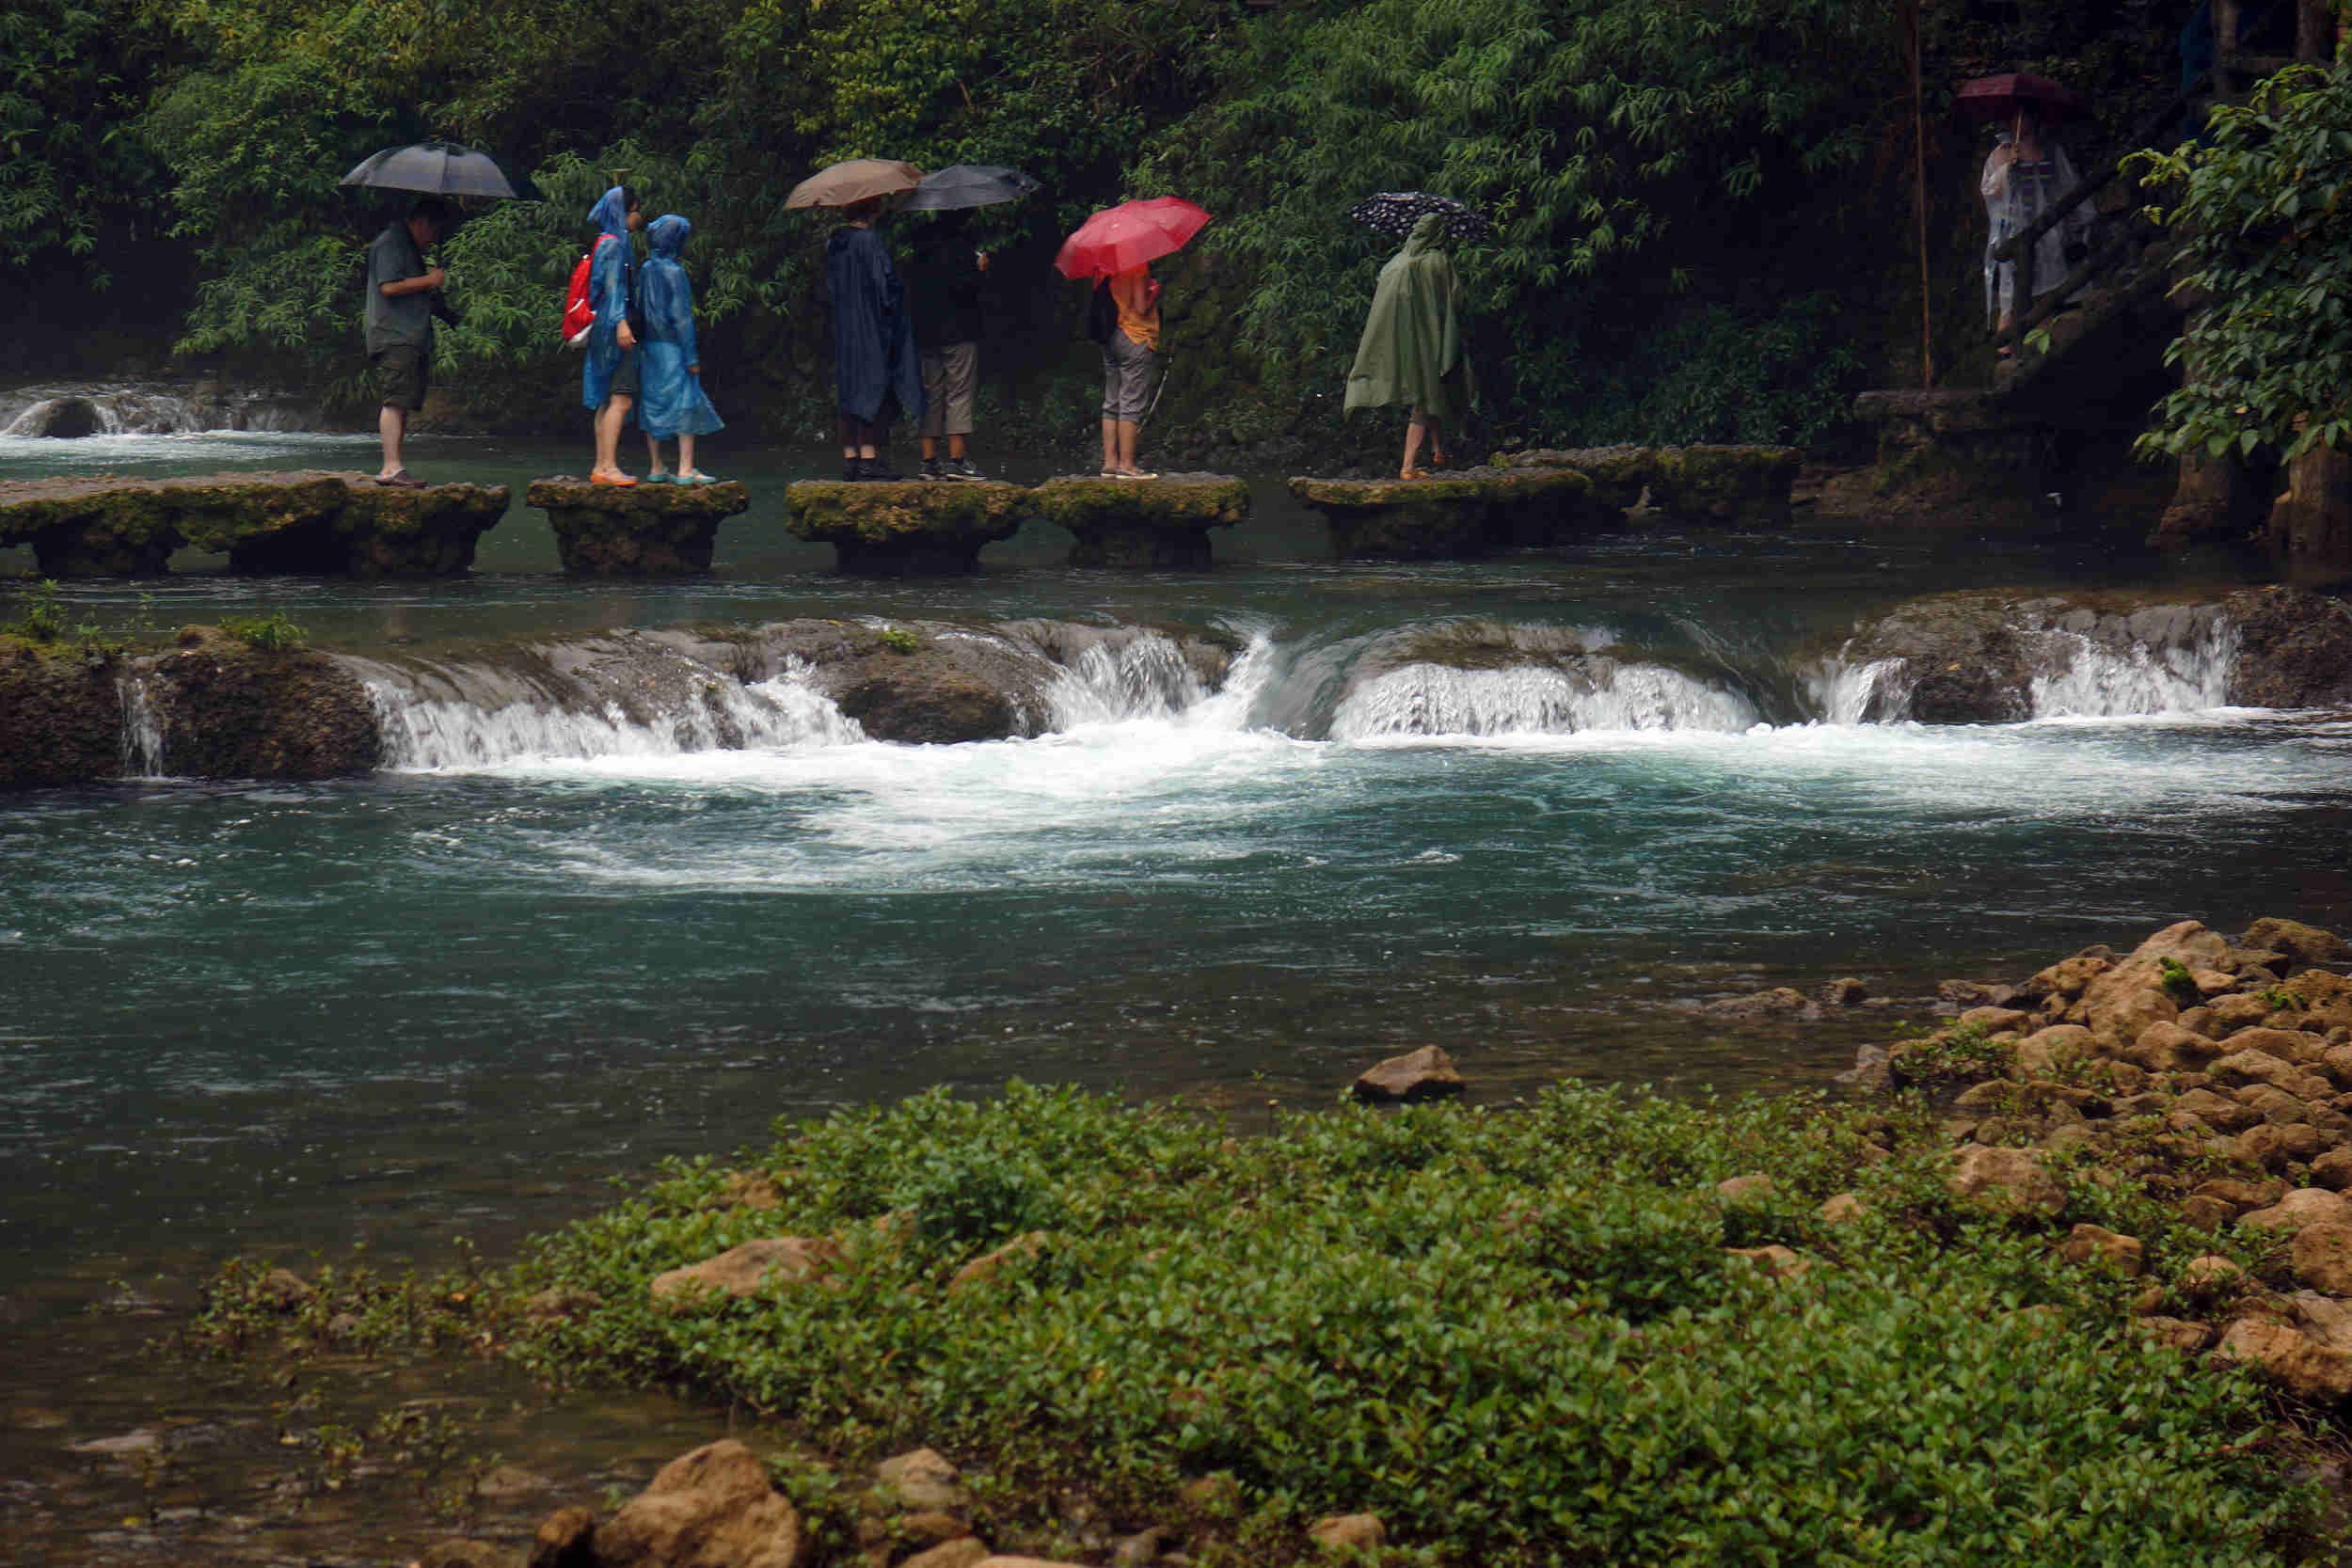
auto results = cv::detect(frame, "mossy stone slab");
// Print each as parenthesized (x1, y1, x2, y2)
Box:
(785, 481, 1027, 577)
(0, 470, 509, 578)
(1287, 467, 1599, 559)
(1030, 474, 1249, 568)
(1495, 444, 1801, 527)
(525, 479, 752, 576)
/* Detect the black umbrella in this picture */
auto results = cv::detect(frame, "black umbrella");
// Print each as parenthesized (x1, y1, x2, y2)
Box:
(340, 141, 527, 199)
(1348, 191, 1492, 242)
(900, 164, 1041, 212)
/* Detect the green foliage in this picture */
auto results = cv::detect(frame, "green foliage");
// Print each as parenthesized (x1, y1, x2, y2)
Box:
(1890, 1021, 2010, 1085)
(499, 1082, 2330, 1565)
(4, 578, 67, 642)
(0, 0, 169, 279)
(2133, 63, 2352, 464)
(878, 626, 922, 655)
(1140, 0, 1890, 433)
(2160, 956, 2202, 1006)
(218, 610, 307, 650)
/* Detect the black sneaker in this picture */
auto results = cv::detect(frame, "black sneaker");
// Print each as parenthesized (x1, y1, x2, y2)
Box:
(920, 458, 944, 482)
(865, 457, 904, 483)
(947, 458, 986, 482)
(842, 458, 865, 483)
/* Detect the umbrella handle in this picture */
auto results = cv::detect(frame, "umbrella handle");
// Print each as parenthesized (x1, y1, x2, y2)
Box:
(1144, 353, 1170, 427)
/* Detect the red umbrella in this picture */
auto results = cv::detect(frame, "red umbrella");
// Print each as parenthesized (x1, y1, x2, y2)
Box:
(1955, 72, 2086, 123)
(1053, 198, 1213, 279)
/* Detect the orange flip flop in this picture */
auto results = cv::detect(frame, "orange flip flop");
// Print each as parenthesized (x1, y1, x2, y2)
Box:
(590, 471, 639, 487)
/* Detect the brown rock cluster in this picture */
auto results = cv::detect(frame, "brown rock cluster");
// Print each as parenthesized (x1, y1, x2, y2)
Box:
(1871, 916, 2352, 1404)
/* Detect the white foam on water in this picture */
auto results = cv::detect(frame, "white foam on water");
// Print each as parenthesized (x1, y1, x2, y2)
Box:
(1803, 657, 1909, 724)
(369, 663, 864, 770)
(1330, 660, 1758, 740)
(2029, 620, 2237, 717)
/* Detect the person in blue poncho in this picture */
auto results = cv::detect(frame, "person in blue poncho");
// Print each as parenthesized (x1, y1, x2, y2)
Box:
(825, 198, 923, 482)
(582, 185, 646, 485)
(636, 214, 724, 484)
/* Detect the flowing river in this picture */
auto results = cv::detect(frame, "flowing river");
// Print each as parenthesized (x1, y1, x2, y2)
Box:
(5, 421, 2351, 1292)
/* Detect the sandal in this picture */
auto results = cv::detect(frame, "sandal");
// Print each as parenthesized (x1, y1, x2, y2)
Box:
(678, 471, 720, 485)
(1400, 467, 1428, 481)
(590, 470, 640, 487)
(644, 471, 674, 485)
(373, 470, 427, 489)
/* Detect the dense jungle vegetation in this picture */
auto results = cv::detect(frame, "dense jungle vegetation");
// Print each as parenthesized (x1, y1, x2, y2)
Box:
(5, 0, 2331, 453)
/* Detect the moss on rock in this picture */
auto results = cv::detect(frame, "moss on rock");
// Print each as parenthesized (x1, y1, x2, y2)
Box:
(1287, 467, 1600, 559)
(0, 471, 509, 578)
(785, 481, 1027, 576)
(525, 480, 751, 576)
(143, 627, 381, 779)
(1031, 474, 1248, 567)
(0, 634, 123, 786)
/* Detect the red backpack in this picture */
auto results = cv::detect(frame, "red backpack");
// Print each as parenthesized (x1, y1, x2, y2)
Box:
(561, 234, 613, 348)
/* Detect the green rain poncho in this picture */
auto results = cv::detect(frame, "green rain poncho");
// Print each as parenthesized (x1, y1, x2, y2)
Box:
(1344, 214, 1475, 421)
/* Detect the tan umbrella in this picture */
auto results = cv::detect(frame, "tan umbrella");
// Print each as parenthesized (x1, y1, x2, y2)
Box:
(786, 158, 924, 210)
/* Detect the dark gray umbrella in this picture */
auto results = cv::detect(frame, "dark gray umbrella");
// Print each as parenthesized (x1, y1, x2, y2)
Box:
(1348, 191, 1492, 242)
(340, 141, 526, 199)
(900, 164, 1041, 213)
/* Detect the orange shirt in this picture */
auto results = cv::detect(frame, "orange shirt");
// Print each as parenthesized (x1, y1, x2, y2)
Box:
(1110, 268, 1161, 350)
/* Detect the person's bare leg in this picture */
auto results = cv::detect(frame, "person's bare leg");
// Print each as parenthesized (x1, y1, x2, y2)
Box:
(1101, 418, 1119, 474)
(593, 397, 632, 477)
(1427, 418, 1447, 467)
(377, 405, 405, 477)
(948, 434, 966, 461)
(920, 436, 938, 462)
(1403, 418, 1428, 477)
(1117, 420, 1142, 475)
(645, 433, 668, 478)
(678, 434, 699, 479)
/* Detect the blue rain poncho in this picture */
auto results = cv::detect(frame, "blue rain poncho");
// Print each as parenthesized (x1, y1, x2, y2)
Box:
(1982, 135, 2090, 326)
(826, 224, 924, 425)
(638, 215, 724, 440)
(581, 187, 636, 414)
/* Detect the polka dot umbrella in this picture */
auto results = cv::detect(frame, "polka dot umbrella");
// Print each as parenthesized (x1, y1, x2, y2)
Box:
(1347, 191, 1492, 243)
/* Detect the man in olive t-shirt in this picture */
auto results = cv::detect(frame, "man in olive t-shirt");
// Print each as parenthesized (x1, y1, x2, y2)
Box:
(365, 196, 452, 486)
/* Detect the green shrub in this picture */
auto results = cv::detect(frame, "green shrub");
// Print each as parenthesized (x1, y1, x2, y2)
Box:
(4, 578, 67, 642)
(218, 610, 307, 651)
(501, 1083, 2332, 1566)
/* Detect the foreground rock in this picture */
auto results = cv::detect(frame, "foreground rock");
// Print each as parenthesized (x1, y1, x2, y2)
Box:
(526, 479, 752, 576)
(1031, 474, 1248, 567)
(1860, 914, 2352, 1404)
(1351, 1046, 1467, 1102)
(594, 1439, 805, 1568)
(0, 470, 507, 577)
(784, 481, 1027, 575)
(648, 1237, 844, 1306)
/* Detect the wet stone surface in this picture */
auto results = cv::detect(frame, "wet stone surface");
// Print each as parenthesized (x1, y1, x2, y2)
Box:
(524, 479, 752, 577)
(0, 470, 508, 578)
(783, 480, 1029, 577)
(1030, 474, 1249, 568)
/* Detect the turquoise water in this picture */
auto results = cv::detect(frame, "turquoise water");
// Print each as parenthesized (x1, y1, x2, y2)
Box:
(3, 429, 2348, 1284)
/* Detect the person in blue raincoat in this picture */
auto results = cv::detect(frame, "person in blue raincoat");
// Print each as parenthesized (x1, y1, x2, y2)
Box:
(583, 185, 646, 484)
(825, 198, 923, 482)
(636, 214, 724, 483)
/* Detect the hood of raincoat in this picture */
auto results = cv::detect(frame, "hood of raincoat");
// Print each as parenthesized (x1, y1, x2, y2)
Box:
(1343, 212, 1475, 419)
(587, 187, 633, 240)
(648, 214, 691, 258)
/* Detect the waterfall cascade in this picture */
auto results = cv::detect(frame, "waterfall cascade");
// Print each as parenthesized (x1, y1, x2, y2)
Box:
(0, 382, 319, 438)
(1330, 659, 1759, 739)
(115, 674, 166, 777)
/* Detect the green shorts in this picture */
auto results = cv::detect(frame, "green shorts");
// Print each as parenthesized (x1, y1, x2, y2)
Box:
(370, 343, 431, 413)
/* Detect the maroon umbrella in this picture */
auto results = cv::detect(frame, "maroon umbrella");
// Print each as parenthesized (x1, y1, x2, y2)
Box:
(1955, 72, 2086, 123)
